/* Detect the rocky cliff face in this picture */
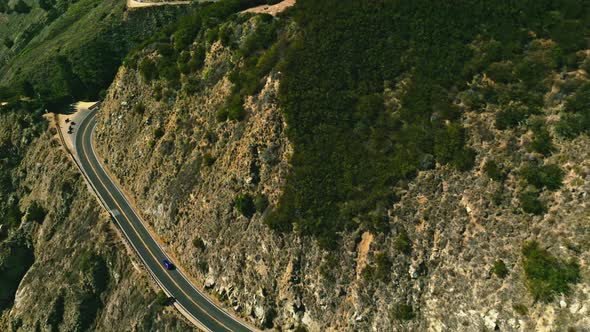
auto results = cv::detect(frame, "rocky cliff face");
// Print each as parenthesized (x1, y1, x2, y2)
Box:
(93, 12, 590, 332)
(0, 110, 194, 331)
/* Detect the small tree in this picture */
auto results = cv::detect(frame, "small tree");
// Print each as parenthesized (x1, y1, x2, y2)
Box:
(519, 191, 545, 215)
(483, 160, 506, 181)
(38, 0, 52, 11)
(521, 164, 564, 190)
(394, 230, 412, 255)
(192, 237, 206, 251)
(3, 37, 14, 49)
(522, 241, 580, 302)
(374, 253, 392, 282)
(254, 194, 269, 213)
(13, 0, 31, 14)
(26, 201, 46, 224)
(491, 259, 508, 278)
(138, 59, 157, 81)
(133, 102, 145, 114)
(235, 194, 256, 218)
(392, 303, 415, 321)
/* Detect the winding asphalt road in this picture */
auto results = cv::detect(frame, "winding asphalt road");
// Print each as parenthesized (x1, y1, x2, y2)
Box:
(74, 110, 254, 332)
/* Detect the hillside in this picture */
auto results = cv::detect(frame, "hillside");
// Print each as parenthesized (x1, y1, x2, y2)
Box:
(92, 0, 589, 330)
(1, 0, 590, 331)
(0, 0, 188, 107)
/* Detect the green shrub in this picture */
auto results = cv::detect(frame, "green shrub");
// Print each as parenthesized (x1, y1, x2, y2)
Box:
(188, 46, 206, 72)
(491, 259, 509, 278)
(219, 24, 233, 47)
(519, 191, 546, 215)
(154, 127, 165, 140)
(139, 59, 158, 81)
(133, 102, 145, 115)
(483, 160, 506, 181)
(495, 103, 531, 130)
(522, 241, 580, 302)
(203, 153, 216, 166)
(216, 108, 229, 122)
(5, 204, 21, 229)
(555, 113, 584, 139)
(254, 194, 269, 213)
(513, 303, 528, 315)
(565, 82, 590, 114)
(394, 230, 412, 255)
(205, 28, 219, 45)
(13, 0, 31, 13)
(155, 290, 172, 306)
(173, 16, 202, 51)
(434, 122, 476, 171)
(240, 18, 277, 58)
(521, 164, 564, 190)
(26, 201, 46, 224)
(451, 147, 476, 171)
(374, 253, 392, 282)
(528, 118, 554, 155)
(192, 237, 206, 251)
(38, 0, 51, 11)
(156, 58, 180, 86)
(3, 37, 13, 49)
(361, 265, 375, 281)
(235, 194, 256, 218)
(391, 303, 415, 321)
(529, 124, 554, 156)
(485, 61, 514, 84)
(226, 95, 246, 121)
(177, 51, 191, 74)
(265, 0, 590, 248)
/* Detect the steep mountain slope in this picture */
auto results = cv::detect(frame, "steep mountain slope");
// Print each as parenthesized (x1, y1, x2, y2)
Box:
(0, 107, 195, 331)
(93, 0, 590, 330)
(2, 0, 590, 331)
(0, 0, 188, 106)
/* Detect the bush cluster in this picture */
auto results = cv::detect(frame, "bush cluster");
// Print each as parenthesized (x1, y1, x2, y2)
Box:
(234, 193, 256, 218)
(521, 163, 564, 190)
(522, 241, 580, 302)
(391, 303, 415, 321)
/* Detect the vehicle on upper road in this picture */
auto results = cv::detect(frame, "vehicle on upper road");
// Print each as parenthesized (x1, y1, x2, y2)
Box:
(162, 259, 175, 270)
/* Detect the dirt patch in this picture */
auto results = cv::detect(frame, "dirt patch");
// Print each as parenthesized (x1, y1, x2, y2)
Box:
(242, 0, 296, 16)
(127, 0, 190, 9)
(355, 231, 374, 277)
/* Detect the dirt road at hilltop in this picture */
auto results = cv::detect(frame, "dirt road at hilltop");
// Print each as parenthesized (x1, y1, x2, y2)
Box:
(127, 0, 190, 9)
(242, 0, 296, 16)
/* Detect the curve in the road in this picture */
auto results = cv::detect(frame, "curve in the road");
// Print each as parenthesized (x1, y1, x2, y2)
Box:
(75, 110, 254, 332)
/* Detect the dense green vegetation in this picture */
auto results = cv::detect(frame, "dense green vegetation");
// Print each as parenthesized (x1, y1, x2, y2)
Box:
(25, 201, 46, 224)
(519, 190, 546, 215)
(483, 160, 507, 182)
(491, 260, 509, 278)
(394, 230, 412, 255)
(0, 0, 188, 111)
(263, 0, 590, 248)
(556, 81, 590, 138)
(128, 0, 267, 96)
(522, 241, 579, 302)
(521, 163, 564, 191)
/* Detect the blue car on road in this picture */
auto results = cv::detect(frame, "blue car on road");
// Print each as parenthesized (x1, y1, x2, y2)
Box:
(162, 259, 175, 270)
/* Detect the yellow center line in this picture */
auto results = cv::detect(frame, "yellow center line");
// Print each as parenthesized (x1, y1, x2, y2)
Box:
(79, 113, 234, 332)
